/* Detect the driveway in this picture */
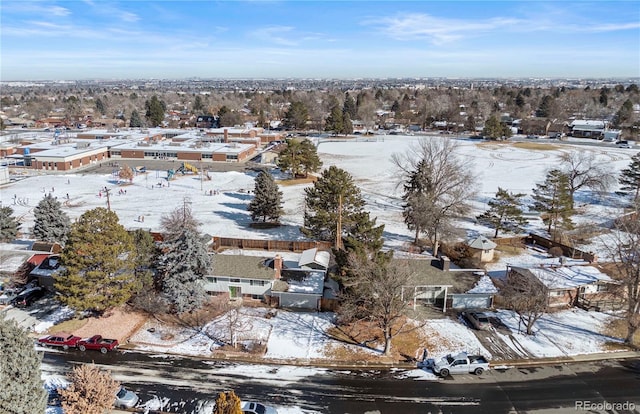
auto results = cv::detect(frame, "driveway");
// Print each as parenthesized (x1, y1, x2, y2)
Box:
(463, 313, 536, 360)
(1, 294, 63, 332)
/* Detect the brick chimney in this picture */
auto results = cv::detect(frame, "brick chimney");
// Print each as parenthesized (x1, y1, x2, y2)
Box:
(223, 128, 228, 143)
(274, 254, 282, 279)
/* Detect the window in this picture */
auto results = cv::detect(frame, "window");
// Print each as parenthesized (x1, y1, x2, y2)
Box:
(111, 150, 121, 156)
(206, 277, 217, 283)
(226, 154, 238, 160)
(202, 153, 212, 159)
(597, 284, 609, 292)
(251, 294, 263, 300)
(250, 280, 266, 286)
(549, 290, 566, 297)
(230, 278, 240, 283)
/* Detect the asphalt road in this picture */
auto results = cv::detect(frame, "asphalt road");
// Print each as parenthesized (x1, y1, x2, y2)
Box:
(41, 350, 640, 414)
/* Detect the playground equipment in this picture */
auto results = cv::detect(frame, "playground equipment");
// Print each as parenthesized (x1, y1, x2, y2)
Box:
(167, 163, 198, 180)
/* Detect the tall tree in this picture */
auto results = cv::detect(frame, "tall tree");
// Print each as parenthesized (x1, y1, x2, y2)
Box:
(605, 206, 640, 344)
(0, 206, 20, 242)
(282, 101, 309, 130)
(0, 318, 48, 414)
(501, 268, 548, 335)
(619, 152, 640, 202)
(145, 95, 165, 127)
(337, 255, 415, 356)
(160, 199, 201, 241)
(158, 205, 211, 313)
(95, 97, 106, 115)
(392, 138, 477, 255)
(247, 170, 283, 223)
(482, 115, 511, 140)
(304, 166, 378, 250)
(343, 93, 357, 119)
(276, 139, 322, 178)
(325, 104, 344, 135)
(56, 208, 138, 314)
(531, 169, 574, 237)
(32, 193, 70, 244)
(214, 390, 242, 414)
(59, 364, 120, 414)
(559, 151, 615, 209)
(193, 95, 205, 112)
(477, 188, 528, 238)
(129, 109, 143, 127)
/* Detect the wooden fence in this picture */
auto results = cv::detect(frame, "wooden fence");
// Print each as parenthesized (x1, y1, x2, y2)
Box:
(212, 236, 332, 252)
(492, 234, 597, 262)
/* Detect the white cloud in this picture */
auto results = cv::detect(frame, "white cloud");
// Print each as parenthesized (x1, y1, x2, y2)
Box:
(249, 25, 298, 46)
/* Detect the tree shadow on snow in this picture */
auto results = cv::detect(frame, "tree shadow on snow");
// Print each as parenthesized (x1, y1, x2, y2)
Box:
(223, 192, 253, 201)
(219, 202, 249, 211)
(214, 210, 252, 226)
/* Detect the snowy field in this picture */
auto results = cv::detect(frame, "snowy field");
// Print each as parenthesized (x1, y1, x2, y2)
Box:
(3, 136, 636, 253)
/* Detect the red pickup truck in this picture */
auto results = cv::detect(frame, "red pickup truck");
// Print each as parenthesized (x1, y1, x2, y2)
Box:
(77, 335, 119, 353)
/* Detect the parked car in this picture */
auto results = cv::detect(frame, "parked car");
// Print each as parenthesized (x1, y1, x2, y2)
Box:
(37, 333, 82, 350)
(77, 335, 119, 353)
(0, 287, 20, 305)
(616, 140, 631, 148)
(241, 401, 279, 414)
(462, 311, 491, 331)
(12, 286, 45, 307)
(526, 134, 539, 139)
(426, 352, 491, 377)
(114, 386, 139, 409)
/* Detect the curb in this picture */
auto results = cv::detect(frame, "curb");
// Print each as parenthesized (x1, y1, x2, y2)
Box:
(120, 343, 640, 371)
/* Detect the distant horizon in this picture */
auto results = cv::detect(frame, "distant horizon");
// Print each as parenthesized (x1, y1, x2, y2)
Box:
(2, 1, 639, 81)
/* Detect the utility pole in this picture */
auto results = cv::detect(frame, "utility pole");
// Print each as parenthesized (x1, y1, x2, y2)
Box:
(105, 188, 111, 211)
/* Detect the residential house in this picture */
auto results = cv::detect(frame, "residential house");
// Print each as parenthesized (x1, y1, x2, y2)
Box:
(505, 264, 621, 310)
(204, 248, 334, 310)
(569, 120, 607, 139)
(29, 254, 63, 290)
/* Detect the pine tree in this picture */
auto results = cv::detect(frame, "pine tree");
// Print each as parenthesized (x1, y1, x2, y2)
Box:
(532, 170, 574, 237)
(276, 139, 322, 178)
(402, 159, 433, 244)
(55, 208, 138, 314)
(0, 318, 48, 414)
(129, 109, 143, 127)
(325, 105, 344, 135)
(59, 364, 120, 414)
(619, 153, 640, 202)
(214, 390, 242, 414)
(145, 95, 165, 127)
(32, 193, 70, 244)
(0, 206, 20, 242)
(342, 93, 357, 120)
(304, 166, 370, 249)
(477, 188, 528, 237)
(247, 171, 284, 223)
(158, 227, 211, 313)
(482, 115, 511, 140)
(282, 101, 309, 130)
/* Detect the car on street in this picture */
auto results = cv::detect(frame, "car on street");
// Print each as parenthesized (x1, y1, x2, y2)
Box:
(37, 333, 82, 350)
(426, 352, 491, 377)
(241, 401, 279, 414)
(462, 311, 491, 330)
(615, 140, 631, 148)
(114, 386, 139, 409)
(77, 335, 119, 353)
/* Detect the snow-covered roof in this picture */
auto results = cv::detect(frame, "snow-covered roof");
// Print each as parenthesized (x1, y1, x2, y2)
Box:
(298, 248, 330, 269)
(513, 265, 613, 290)
(283, 270, 325, 295)
(468, 236, 497, 250)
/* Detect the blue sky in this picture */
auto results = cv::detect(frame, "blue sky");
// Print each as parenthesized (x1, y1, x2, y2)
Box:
(1, 1, 639, 80)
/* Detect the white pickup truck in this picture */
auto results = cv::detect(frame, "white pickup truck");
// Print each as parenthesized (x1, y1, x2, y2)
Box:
(426, 352, 490, 377)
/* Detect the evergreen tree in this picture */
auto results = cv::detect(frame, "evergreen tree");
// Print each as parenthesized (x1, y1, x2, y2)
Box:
(95, 97, 106, 115)
(32, 193, 70, 244)
(0, 318, 48, 414)
(145, 95, 165, 127)
(59, 364, 120, 414)
(532, 170, 574, 237)
(482, 115, 511, 140)
(477, 188, 528, 237)
(158, 227, 211, 313)
(193, 95, 205, 112)
(129, 109, 143, 127)
(0, 206, 20, 242)
(619, 152, 640, 201)
(247, 171, 284, 223)
(304, 166, 376, 250)
(325, 105, 344, 135)
(282, 101, 309, 130)
(342, 112, 354, 135)
(402, 159, 433, 243)
(613, 99, 634, 128)
(56, 208, 138, 314)
(276, 139, 322, 178)
(214, 390, 242, 414)
(342, 93, 357, 120)
(536, 95, 556, 118)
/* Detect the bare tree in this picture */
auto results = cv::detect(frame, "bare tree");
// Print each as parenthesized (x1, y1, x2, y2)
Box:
(392, 137, 477, 255)
(558, 151, 616, 209)
(59, 364, 120, 414)
(337, 255, 416, 356)
(501, 268, 548, 335)
(223, 307, 253, 349)
(160, 198, 200, 241)
(118, 164, 134, 183)
(604, 205, 640, 344)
